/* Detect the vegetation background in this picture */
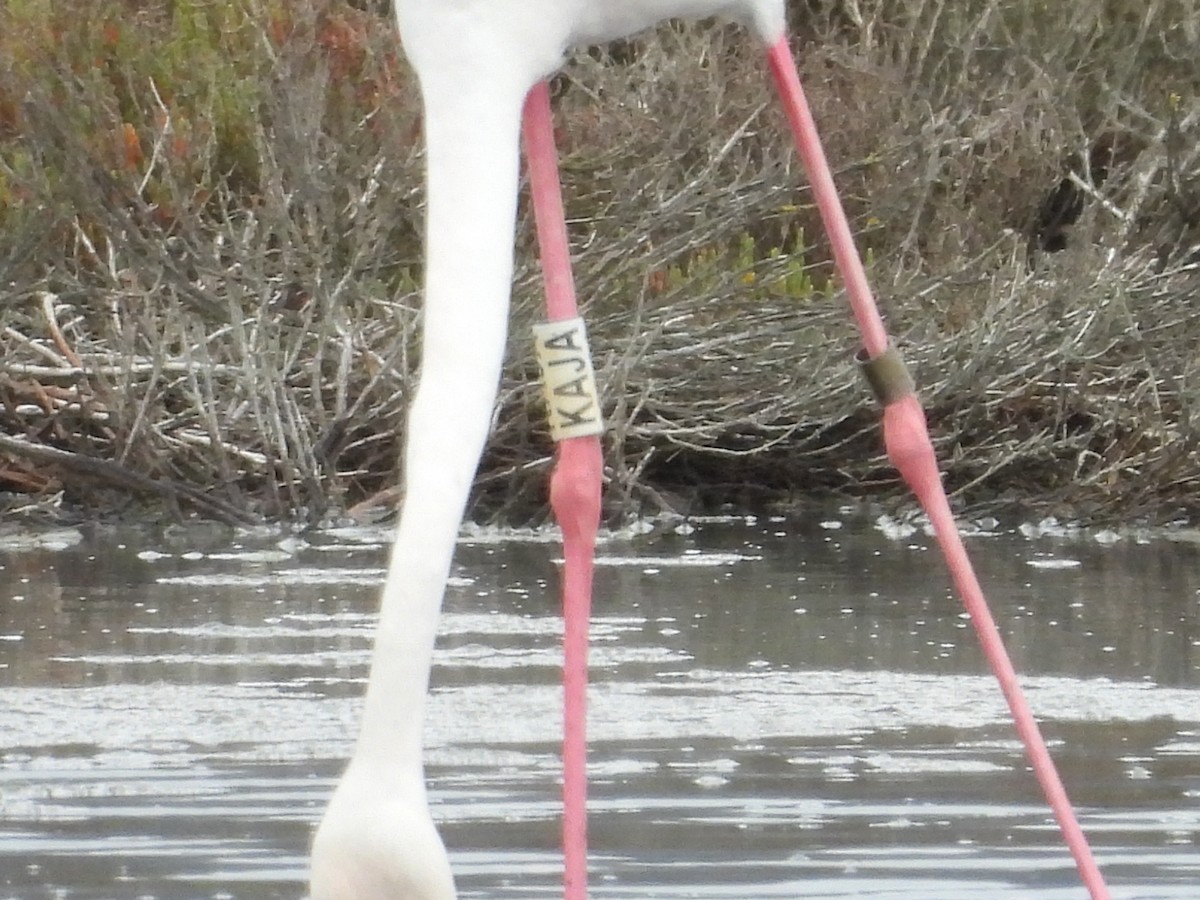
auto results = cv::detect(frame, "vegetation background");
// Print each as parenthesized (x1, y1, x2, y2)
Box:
(1, 0, 1198, 526)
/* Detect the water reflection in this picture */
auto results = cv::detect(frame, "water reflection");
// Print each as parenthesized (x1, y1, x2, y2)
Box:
(0, 514, 1197, 898)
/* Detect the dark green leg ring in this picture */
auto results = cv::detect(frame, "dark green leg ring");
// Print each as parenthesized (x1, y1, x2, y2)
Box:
(856, 346, 915, 406)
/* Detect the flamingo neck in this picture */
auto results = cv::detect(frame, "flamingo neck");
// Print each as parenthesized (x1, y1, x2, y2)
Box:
(348, 62, 534, 785)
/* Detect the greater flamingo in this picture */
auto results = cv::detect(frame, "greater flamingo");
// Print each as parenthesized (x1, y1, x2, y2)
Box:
(308, 2, 1111, 899)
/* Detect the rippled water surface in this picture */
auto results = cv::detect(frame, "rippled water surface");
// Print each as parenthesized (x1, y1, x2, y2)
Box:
(1, 513, 1198, 898)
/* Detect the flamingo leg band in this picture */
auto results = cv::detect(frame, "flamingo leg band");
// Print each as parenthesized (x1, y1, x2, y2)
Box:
(533, 318, 604, 441)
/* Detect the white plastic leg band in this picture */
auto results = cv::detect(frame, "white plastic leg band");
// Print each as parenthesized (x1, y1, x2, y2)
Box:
(532, 318, 604, 441)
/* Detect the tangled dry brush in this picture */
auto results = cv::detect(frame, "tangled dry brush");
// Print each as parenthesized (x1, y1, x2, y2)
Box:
(1, 0, 1199, 526)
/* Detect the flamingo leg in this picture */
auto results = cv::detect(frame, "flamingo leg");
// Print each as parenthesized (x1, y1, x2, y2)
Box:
(764, 37, 1112, 900)
(522, 81, 604, 900)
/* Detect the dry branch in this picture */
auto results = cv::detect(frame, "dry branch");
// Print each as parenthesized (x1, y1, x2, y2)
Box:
(0, 434, 260, 525)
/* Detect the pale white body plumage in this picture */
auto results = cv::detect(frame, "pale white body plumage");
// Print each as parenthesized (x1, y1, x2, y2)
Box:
(309, 2, 788, 898)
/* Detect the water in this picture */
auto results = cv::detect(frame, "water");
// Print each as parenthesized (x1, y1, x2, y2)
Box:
(1, 513, 1198, 898)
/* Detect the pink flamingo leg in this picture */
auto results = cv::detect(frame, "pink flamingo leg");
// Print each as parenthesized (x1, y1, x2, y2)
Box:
(766, 37, 1111, 900)
(522, 81, 603, 900)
